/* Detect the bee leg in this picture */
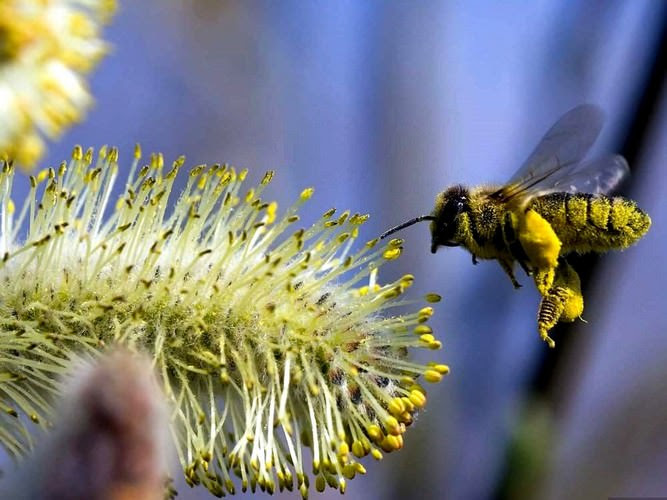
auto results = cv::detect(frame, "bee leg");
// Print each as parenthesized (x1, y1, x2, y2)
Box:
(472, 254, 478, 265)
(533, 267, 556, 296)
(505, 227, 532, 276)
(536, 260, 584, 348)
(537, 291, 563, 348)
(517, 257, 532, 276)
(499, 259, 522, 289)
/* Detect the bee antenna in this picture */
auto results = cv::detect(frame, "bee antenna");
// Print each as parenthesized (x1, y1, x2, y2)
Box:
(380, 215, 435, 239)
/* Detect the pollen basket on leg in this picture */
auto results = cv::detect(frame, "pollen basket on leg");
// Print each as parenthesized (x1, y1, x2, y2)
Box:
(0, 147, 447, 497)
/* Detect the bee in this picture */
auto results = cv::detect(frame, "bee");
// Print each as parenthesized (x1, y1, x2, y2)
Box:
(381, 104, 651, 347)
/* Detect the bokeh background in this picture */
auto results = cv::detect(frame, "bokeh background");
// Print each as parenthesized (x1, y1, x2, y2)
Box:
(28, 1, 667, 499)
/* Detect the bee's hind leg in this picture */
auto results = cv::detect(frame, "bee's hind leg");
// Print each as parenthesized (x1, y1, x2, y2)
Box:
(536, 259, 584, 348)
(472, 254, 478, 265)
(498, 259, 522, 289)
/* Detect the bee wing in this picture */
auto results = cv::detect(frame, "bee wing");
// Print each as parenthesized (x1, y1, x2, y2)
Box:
(548, 154, 629, 194)
(493, 104, 605, 203)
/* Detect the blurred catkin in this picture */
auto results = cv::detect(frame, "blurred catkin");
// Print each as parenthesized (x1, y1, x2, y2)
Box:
(0, 348, 169, 500)
(0, 0, 116, 169)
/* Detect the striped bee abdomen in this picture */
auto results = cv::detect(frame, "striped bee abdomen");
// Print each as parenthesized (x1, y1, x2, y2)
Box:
(530, 192, 651, 254)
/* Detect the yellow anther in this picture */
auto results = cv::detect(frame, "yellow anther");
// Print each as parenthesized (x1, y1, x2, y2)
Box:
(431, 363, 449, 374)
(37, 169, 50, 183)
(337, 211, 349, 224)
(388, 398, 405, 416)
(424, 369, 443, 383)
(108, 147, 119, 164)
(351, 440, 366, 458)
(261, 170, 275, 184)
(400, 274, 415, 287)
(322, 207, 336, 218)
(266, 201, 278, 224)
(384, 416, 400, 435)
(383, 247, 402, 260)
(380, 435, 402, 452)
(300, 187, 314, 200)
(419, 333, 435, 344)
(342, 464, 356, 479)
(401, 397, 415, 412)
(414, 324, 433, 335)
(337, 232, 351, 244)
(366, 424, 382, 441)
(425, 293, 442, 303)
(418, 306, 434, 318)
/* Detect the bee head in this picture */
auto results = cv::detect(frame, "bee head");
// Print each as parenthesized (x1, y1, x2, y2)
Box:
(430, 185, 469, 253)
(378, 185, 470, 247)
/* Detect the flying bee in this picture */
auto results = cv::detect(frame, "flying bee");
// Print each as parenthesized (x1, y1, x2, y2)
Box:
(381, 104, 651, 347)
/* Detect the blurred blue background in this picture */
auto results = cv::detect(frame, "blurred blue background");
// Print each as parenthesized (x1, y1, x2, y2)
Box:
(37, 1, 667, 499)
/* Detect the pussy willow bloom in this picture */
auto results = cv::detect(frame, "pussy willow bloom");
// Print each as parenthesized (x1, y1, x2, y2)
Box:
(0, 146, 448, 497)
(0, 0, 116, 169)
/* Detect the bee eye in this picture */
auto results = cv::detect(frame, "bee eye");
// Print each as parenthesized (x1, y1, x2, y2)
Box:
(441, 199, 465, 222)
